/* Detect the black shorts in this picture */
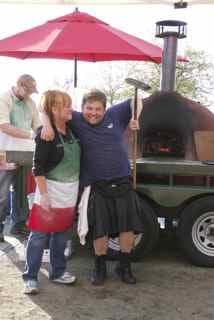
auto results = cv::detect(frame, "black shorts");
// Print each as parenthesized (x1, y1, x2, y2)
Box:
(88, 177, 143, 240)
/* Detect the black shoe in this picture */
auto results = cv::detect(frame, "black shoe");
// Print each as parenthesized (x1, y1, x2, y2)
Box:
(116, 252, 137, 284)
(91, 269, 106, 286)
(91, 255, 107, 286)
(115, 263, 137, 284)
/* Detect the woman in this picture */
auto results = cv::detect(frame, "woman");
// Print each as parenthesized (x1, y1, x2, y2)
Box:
(23, 90, 80, 294)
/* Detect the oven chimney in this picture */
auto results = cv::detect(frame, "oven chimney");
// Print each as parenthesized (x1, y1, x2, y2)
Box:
(156, 20, 187, 92)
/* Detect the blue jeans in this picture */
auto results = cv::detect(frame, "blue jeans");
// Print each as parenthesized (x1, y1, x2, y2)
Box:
(3, 167, 30, 232)
(23, 231, 67, 281)
(0, 170, 15, 232)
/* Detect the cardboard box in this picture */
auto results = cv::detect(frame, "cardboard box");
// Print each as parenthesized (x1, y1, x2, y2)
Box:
(194, 131, 214, 161)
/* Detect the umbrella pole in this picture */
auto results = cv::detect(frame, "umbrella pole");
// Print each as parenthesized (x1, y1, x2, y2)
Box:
(74, 58, 77, 88)
(132, 87, 138, 190)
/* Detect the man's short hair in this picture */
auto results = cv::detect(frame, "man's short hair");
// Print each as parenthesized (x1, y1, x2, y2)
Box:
(82, 89, 107, 109)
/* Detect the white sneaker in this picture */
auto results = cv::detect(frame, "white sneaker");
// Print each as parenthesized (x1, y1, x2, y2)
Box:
(24, 280, 39, 294)
(52, 271, 76, 285)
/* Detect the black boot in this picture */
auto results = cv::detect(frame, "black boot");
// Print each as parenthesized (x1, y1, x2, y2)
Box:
(116, 252, 136, 284)
(91, 255, 107, 286)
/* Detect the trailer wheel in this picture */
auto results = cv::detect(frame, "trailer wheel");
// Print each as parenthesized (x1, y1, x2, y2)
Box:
(177, 196, 214, 267)
(107, 198, 159, 261)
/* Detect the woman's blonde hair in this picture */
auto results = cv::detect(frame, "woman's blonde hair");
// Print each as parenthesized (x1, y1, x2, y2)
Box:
(39, 90, 72, 126)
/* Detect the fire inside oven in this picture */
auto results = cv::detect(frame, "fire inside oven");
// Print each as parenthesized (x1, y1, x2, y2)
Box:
(143, 130, 185, 157)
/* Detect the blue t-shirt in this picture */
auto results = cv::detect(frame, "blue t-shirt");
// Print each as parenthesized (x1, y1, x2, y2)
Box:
(70, 99, 132, 186)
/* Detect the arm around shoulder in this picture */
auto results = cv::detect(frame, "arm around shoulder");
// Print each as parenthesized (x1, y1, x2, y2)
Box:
(39, 111, 55, 141)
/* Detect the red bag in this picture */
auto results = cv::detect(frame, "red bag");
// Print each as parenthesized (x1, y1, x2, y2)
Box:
(27, 204, 76, 233)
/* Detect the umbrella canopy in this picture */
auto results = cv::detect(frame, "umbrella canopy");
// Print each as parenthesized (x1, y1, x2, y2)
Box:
(0, 9, 164, 86)
(0, 1, 212, 5)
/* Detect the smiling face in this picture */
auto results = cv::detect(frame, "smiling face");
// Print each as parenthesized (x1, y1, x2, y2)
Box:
(81, 90, 107, 126)
(82, 100, 105, 125)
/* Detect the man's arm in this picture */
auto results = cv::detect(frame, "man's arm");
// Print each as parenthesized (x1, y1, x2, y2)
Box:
(33, 132, 52, 211)
(129, 96, 143, 131)
(130, 96, 143, 120)
(111, 97, 143, 129)
(0, 94, 34, 139)
(39, 112, 55, 141)
(0, 123, 32, 139)
(30, 100, 41, 132)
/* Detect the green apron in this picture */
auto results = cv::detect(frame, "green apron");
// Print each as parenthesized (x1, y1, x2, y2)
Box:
(46, 131, 80, 183)
(45, 131, 80, 238)
(10, 97, 33, 220)
(10, 97, 33, 131)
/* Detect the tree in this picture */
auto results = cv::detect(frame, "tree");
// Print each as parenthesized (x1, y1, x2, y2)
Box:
(94, 61, 155, 105)
(95, 48, 214, 107)
(92, 62, 133, 106)
(175, 48, 214, 106)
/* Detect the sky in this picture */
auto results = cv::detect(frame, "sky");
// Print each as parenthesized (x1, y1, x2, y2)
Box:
(0, 3, 213, 107)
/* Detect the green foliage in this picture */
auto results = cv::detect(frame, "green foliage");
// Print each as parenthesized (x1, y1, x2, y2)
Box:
(175, 48, 214, 106)
(98, 48, 214, 107)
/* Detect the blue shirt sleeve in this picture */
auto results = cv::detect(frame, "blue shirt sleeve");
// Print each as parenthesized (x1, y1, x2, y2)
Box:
(69, 111, 81, 135)
(71, 110, 81, 122)
(107, 99, 132, 129)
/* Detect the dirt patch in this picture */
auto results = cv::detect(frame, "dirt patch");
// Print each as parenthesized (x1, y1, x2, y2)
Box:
(0, 233, 213, 320)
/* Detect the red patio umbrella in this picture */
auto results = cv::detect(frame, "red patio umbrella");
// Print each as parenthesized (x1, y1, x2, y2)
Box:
(0, 9, 164, 87)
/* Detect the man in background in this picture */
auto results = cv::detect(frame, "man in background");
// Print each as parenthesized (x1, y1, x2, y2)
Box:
(0, 74, 40, 241)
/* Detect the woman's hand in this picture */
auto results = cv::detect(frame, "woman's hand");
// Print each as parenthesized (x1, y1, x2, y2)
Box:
(40, 193, 51, 211)
(129, 119, 140, 131)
